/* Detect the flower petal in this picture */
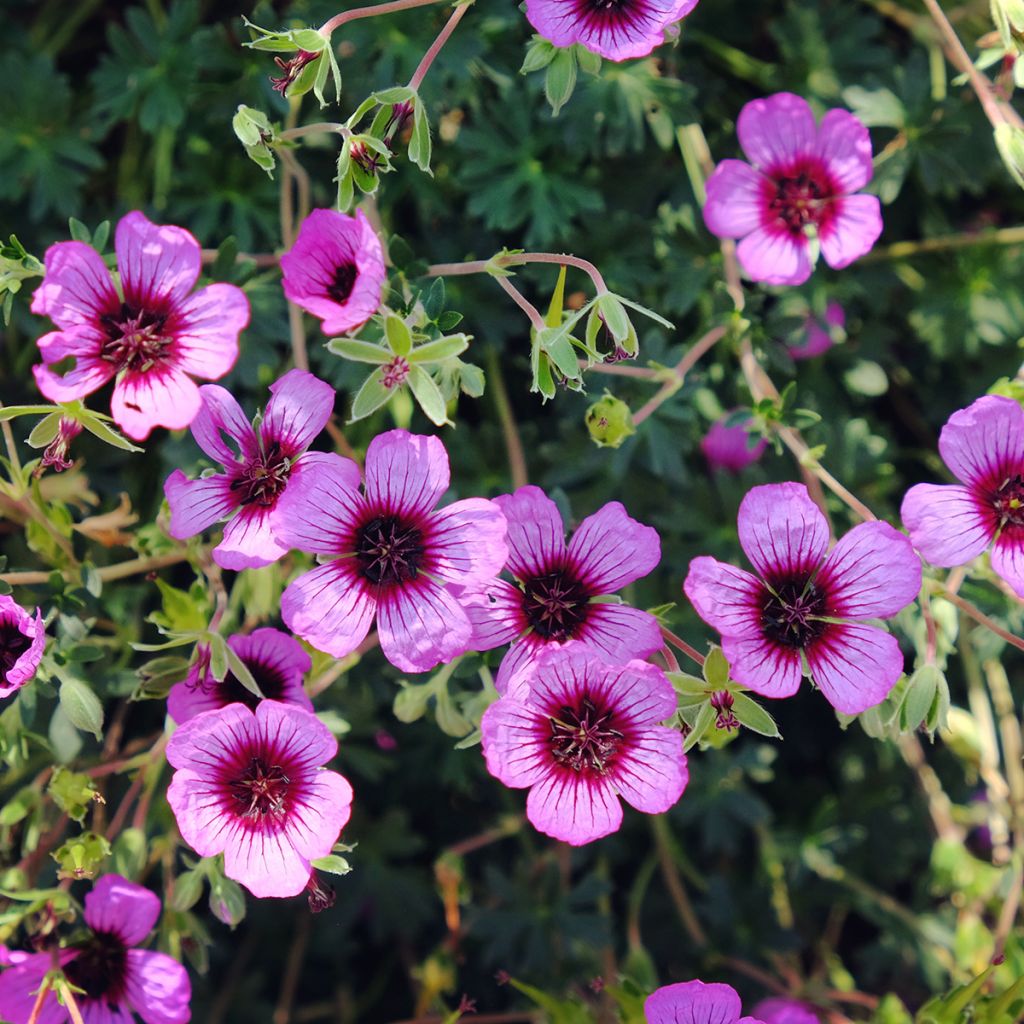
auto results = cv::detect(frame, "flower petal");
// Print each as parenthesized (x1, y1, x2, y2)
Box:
(684, 556, 764, 638)
(376, 579, 471, 672)
(84, 874, 160, 946)
(495, 635, 546, 695)
(991, 528, 1024, 598)
(494, 486, 567, 580)
(738, 92, 817, 171)
(111, 367, 202, 441)
(612, 725, 688, 813)
(221, 820, 312, 898)
(172, 283, 248, 381)
(816, 109, 874, 192)
(481, 698, 549, 788)
(901, 483, 994, 567)
(526, 769, 623, 845)
(364, 430, 449, 520)
(577, 603, 663, 663)
(282, 562, 376, 659)
(457, 578, 525, 652)
(164, 470, 237, 540)
(722, 633, 802, 699)
(32, 327, 114, 402)
(806, 622, 905, 713)
(428, 497, 509, 583)
(819, 194, 883, 270)
(116, 211, 200, 310)
(937, 395, 1024, 489)
(189, 384, 258, 467)
(703, 160, 767, 239)
(124, 948, 191, 1024)
(0, 952, 69, 1024)
(644, 980, 743, 1024)
(214, 504, 289, 570)
(285, 770, 353, 860)
(568, 501, 661, 592)
(817, 521, 922, 618)
(737, 225, 814, 285)
(31, 240, 118, 329)
(272, 452, 364, 554)
(256, 699, 339, 769)
(260, 369, 335, 457)
(738, 482, 829, 582)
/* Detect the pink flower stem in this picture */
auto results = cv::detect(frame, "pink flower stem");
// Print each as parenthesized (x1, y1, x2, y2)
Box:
(660, 625, 705, 667)
(407, 2, 471, 92)
(427, 251, 609, 295)
(320, 0, 448, 36)
(632, 325, 727, 426)
(56, 982, 86, 1024)
(495, 275, 546, 332)
(487, 349, 529, 489)
(583, 362, 661, 379)
(26, 976, 51, 1024)
(278, 122, 349, 141)
(941, 589, 1024, 654)
(278, 108, 311, 372)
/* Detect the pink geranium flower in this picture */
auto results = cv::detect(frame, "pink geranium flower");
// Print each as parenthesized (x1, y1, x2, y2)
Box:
(31, 211, 249, 440)
(168, 628, 313, 724)
(684, 483, 921, 714)
(167, 701, 353, 899)
(276, 430, 508, 673)
(459, 486, 661, 693)
(704, 93, 883, 286)
(753, 999, 820, 1024)
(0, 874, 190, 1024)
(701, 412, 767, 472)
(901, 395, 1024, 597)
(524, 0, 700, 61)
(790, 301, 844, 360)
(164, 368, 335, 570)
(645, 980, 766, 1024)
(0, 596, 44, 699)
(280, 209, 386, 337)
(481, 645, 687, 845)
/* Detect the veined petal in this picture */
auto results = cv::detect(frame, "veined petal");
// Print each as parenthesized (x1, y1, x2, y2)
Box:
(457, 578, 526, 651)
(937, 395, 1024, 489)
(578, 603, 663, 663)
(0, 951, 70, 1024)
(992, 528, 1024, 598)
(214, 503, 289, 570)
(172, 282, 248, 381)
(738, 482, 829, 582)
(189, 384, 259, 467)
(481, 698, 549, 788)
(111, 367, 202, 441)
(284, 770, 353, 860)
(703, 160, 767, 239)
(260, 369, 336, 456)
(364, 430, 449, 519)
(494, 486, 567, 580)
(164, 470, 237, 540)
(376, 579, 471, 672)
(738, 92, 817, 172)
(684, 557, 764, 638)
(221, 821, 312, 898)
(568, 500, 661, 592)
(32, 331, 114, 402)
(722, 633, 802, 699)
(806, 622, 904, 714)
(282, 561, 376, 659)
(612, 726, 687, 814)
(819, 194, 883, 270)
(495, 635, 546, 695)
(816, 108, 874, 192)
(644, 980, 743, 1024)
(84, 874, 160, 946)
(428, 498, 509, 583)
(31, 240, 117, 329)
(124, 948, 191, 1024)
(116, 211, 201, 310)
(525, 769, 622, 845)
(817, 521, 921, 618)
(736, 226, 814, 285)
(901, 483, 995, 567)
(272, 452, 364, 554)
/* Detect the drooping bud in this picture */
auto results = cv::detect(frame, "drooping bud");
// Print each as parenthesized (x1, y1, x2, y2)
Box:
(270, 50, 322, 96)
(39, 417, 83, 473)
(306, 870, 336, 913)
(710, 690, 739, 731)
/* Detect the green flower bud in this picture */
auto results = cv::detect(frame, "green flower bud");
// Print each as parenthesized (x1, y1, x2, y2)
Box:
(586, 392, 635, 448)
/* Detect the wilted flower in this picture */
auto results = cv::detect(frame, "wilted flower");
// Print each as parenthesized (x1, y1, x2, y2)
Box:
(684, 482, 921, 714)
(645, 979, 767, 1024)
(704, 93, 882, 286)
(481, 645, 687, 845)
(0, 874, 190, 1024)
(460, 485, 661, 692)
(167, 701, 353, 898)
(31, 211, 249, 440)
(0, 595, 44, 699)
(525, 0, 700, 61)
(901, 394, 1024, 597)
(280, 209, 386, 337)
(790, 301, 845, 360)
(701, 412, 767, 472)
(167, 628, 313, 724)
(164, 368, 335, 570)
(270, 49, 321, 95)
(277, 429, 508, 672)
(38, 417, 83, 473)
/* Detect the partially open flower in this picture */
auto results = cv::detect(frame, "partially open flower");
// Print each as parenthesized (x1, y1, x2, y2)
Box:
(0, 595, 44, 699)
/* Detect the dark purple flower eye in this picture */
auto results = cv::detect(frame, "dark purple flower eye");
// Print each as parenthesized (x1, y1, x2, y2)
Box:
(0, 595, 45, 698)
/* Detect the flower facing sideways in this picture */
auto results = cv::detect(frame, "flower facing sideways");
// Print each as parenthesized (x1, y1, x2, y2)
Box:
(168, 628, 313, 724)
(790, 301, 845, 360)
(481, 645, 687, 846)
(31, 211, 249, 440)
(280, 208, 386, 337)
(701, 412, 767, 473)
(753, 999, 821, 1024)
(0, 595, 44, 699)
(704, 93, 882, 286)
(524, 0, 700, 62)
(901, 395, 1024, 598)
(684, 482, 921, 714)
(164, 368, 335, 570)
(460, 485, 662, 692)
(645, 979, 767, 1024)
(167, 701, 353, 898)
(0, 874, 190, 1024)
(276, 429, 508, 673)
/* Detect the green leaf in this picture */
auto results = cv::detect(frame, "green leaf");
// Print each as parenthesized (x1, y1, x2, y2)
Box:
(407, 366, 449, 426)
(311, 854, 353, 876)
(111, 828, 147, 878)
(26, 413, 61, 449)
(408, 101, 432, 174)
(423, 277, 446, 321)
(901, 665, 942, 733)
(730, 692, 781, 738)
(683, 701, 715, 752)
(172, 869, 205, 912)
(384, 314, 413, 357)
(77, 413, 144, 453)
(596, 294, 630, 343)
(327, 338, 392, 364)
(349, 368, 394, 422)
(702, 646, 730, 689)
(59, 676, 104, 739)
(520, 36, 557, 74)
(544, 48, 578, 117)
(409, 334, 470, 364)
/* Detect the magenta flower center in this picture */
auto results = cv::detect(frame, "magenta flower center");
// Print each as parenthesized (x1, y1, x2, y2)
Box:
(202, 657, 288, 711)
(230, 755, 291, 820)
(230, 441, 292, 507)
(64, 930, 128, 1004)
(548, 694, 624, 775)
(521, 569, 591, 642)
(327, 262, 358, 304)
(354, 514, 425, 585)
(992, 474, 1024, 529)
(575, 0, 638, 29)
(766, 163, 835, 236)
(99, 302, 171, 373)
(382, 357, 410, 390)
(0, 621, 31, 679)
(760, 577, 828, 648)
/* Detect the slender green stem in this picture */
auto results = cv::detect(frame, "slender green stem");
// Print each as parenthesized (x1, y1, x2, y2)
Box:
(278, 122, 349, 141)
(1, 550, 189, 587)
(632, 325, 727, 425)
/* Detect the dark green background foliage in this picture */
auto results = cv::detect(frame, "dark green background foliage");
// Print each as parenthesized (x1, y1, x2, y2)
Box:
(1, 0, 1022, 1021)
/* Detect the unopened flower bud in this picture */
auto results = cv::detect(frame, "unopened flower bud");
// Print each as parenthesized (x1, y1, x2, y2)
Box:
(585, 392, 635, 449)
